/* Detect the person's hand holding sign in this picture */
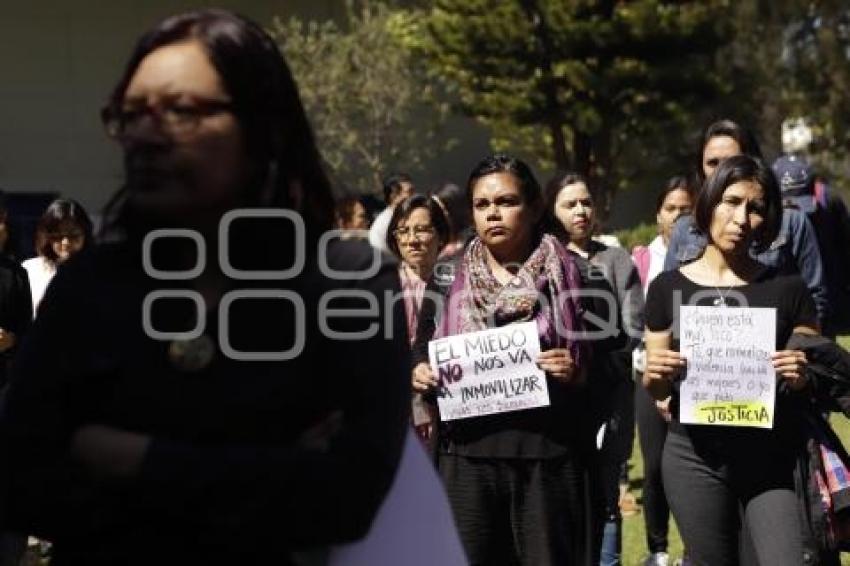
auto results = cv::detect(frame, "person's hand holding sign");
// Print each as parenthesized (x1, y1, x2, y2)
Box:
(772, 349, 808, 391)
(643, 330, 686, 400)
(537, 348, 577, 384)
(412, 361, 437, 393)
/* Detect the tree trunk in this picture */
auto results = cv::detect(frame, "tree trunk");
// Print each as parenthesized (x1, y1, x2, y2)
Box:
(594, 125, 614, 216)
(519, 0, 569, 169)
(573, 131, 592, 178)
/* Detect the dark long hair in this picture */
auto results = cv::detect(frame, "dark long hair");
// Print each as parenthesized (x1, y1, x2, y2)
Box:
(101, 9, 333, 241)
(656, 176, 693, 213)
(543, 171, 589, 240)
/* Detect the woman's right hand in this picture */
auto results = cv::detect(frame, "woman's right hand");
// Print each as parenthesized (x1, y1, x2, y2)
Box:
(0, 328, 16, 353)
(412, 362, 437, 393)
(643, 349, 686, 391)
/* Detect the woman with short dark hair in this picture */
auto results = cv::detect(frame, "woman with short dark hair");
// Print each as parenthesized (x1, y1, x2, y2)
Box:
(386, 194, 448, 446)
(644, 155, 817, 565)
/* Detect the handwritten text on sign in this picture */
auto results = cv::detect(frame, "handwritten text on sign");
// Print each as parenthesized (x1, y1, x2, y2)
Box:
(428, 321, 549, 421)
(679, 306, 776, 428)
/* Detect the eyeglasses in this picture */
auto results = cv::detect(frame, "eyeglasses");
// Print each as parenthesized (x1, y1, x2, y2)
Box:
(392, 225, 436, 241)
(101, 97, 234, 138)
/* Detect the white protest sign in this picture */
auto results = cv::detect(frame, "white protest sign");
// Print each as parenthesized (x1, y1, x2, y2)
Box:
(679, 306, 776, 428)
(428, 321, 549, 421)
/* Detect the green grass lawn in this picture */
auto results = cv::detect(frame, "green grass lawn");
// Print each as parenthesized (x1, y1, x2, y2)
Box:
(621, 336, 850, 565)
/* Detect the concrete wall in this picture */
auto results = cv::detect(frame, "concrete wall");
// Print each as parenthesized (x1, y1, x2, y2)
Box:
(0, 1, 490, 215)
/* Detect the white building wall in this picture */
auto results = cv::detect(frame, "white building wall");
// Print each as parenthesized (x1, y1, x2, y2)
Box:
(0, 1, 356, 211)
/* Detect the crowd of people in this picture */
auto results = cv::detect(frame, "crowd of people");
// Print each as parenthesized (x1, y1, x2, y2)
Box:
(0, 7, 849, 566)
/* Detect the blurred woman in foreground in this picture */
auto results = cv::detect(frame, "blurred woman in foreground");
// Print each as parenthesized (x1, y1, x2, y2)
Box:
(0, 10, 409, 565)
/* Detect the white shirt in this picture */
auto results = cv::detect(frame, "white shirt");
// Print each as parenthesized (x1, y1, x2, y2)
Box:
(22, 256, 56, 319)
(633, 235, 667, 373)
(645, 235, 667, 294)
(368, 206, 395, 254)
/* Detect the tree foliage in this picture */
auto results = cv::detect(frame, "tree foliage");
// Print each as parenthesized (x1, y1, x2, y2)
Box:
(417, 0, 731, 209)
(723, 1, 850, 190)
(271, 1, 451, 195)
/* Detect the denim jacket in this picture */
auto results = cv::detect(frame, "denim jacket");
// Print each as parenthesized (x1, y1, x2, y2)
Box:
(663, 209, 828, 323)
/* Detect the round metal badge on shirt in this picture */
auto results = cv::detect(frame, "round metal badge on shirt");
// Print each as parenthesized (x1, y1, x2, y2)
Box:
(168, 335, 216, 372)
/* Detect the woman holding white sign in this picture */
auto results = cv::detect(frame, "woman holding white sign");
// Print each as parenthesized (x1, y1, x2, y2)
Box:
(545, 172, 645, 566)
(643, 155, 818, 566)
(412, 154, 595, 566)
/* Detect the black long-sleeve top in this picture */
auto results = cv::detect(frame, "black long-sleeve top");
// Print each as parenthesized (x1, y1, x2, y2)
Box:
(0, 255, 31, 385)
(0, 239, 410, 565)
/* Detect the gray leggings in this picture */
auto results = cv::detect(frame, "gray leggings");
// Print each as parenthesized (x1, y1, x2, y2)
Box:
(662, 431, 803, 566)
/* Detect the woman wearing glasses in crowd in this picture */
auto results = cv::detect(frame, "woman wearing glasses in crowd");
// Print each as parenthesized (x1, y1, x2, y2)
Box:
(387, 195, 449, 446)
(22, 199, 92, 317)
(644, 155, 817, 565)
(412, 154, 594, 565)
(0, 10, 409, 565)
(545, 172, 644, 566)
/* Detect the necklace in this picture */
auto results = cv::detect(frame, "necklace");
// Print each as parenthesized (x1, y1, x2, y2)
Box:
(713, 284, 735, 307)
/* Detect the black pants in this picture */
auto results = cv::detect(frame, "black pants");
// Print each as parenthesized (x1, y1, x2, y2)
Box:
(635, 382, 670, 553)
(439, 453, 599, 566)
(663, 431, 804, 566)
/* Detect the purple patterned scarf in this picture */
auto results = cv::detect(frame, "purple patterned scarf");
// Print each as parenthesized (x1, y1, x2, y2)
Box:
(436, 234, 584, 366)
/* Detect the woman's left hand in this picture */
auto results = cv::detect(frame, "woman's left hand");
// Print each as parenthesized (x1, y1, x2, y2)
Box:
(772, 349, 808, 391)
(537, 348, 576, 383)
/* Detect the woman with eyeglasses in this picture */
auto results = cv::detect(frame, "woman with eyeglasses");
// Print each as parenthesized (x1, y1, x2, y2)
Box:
(412, 154, 595, 565)
(386, 194, 449, 446)
(22, 198, 92, 317)
(0, 10, 410, 564)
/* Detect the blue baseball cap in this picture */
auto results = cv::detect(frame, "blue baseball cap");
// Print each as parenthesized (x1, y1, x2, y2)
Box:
(772, 154, 815, 213)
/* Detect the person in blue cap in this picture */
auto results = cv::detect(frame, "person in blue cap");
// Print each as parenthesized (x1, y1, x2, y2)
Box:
(664, 120, 827, 326)
(773, 154, 850, 337)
